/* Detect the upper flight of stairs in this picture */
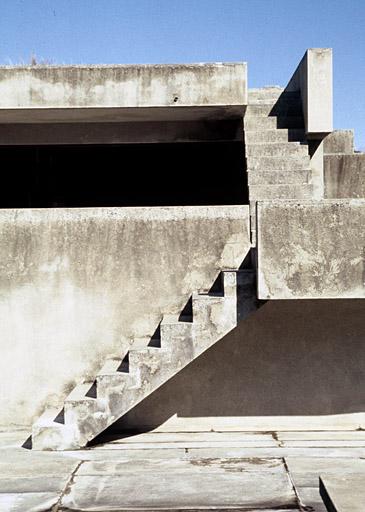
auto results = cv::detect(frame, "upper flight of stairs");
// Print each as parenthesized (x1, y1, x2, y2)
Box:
(32, 267, 260, 450)
(244, 87, 314, 241)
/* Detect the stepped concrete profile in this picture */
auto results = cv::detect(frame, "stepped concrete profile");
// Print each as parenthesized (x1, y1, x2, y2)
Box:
(0, 47, 364, 456)
(32, 268, 259, 450)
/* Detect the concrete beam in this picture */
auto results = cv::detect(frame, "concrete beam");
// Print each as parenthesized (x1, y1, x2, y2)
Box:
(257, 200, 365, 299)
(286, 49, 333, 138)
(0, 120, 242, 145)
(0, 63, 247, 123)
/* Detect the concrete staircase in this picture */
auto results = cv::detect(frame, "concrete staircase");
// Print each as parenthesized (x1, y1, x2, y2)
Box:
(32, 268, 259, 450)
(244, 87, 313, 241)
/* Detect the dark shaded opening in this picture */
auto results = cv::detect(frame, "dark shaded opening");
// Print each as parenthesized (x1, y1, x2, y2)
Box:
(0, 141, 247, 208)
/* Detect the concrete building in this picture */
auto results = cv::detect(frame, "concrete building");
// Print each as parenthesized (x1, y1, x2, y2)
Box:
(0, 48, 364, 452)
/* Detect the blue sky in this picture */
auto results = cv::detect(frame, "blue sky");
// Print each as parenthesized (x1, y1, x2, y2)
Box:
(0, 0, 364, 148)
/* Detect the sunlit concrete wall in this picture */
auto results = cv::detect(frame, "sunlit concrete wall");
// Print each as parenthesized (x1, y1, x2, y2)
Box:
(116, 298, 365, 432)
(0, 206, 250, 427)
(257, 200, 365, 299)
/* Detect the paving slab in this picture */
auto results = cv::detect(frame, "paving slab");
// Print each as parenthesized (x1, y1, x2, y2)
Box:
(77, 457, 284, 476)
(320, 474, 365, 512)
(61, 465, 297, 511)
(106, 431, 274, 443)
(281, 440, 365, 447)
(285, 457, 365, 488)
(296, 487, 327, 512)
(0, 449, 81, 478)
(94, 440, 277, 449)
(0, 476, 70, 493)
(0, 492, 59, 512)
(278, 431, 365, 441)
(185, 446, 365, 459)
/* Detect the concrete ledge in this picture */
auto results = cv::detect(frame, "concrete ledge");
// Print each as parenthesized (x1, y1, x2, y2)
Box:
(257, 200, 365, 299)
(286, 49, 333, 137)
(0, 63, 247, 122)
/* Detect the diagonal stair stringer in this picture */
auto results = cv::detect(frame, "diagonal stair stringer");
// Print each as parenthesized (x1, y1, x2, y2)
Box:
(31, 267, 261, 450)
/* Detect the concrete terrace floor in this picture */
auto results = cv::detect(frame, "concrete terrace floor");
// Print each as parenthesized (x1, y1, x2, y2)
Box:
(1, 429, 365, 511)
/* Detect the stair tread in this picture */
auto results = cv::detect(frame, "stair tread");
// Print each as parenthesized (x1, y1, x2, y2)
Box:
(66, 382, 96, 402)
(98, 358, 123, 375)
(34, 408, 62, 426)
(32, 263, 260, 451)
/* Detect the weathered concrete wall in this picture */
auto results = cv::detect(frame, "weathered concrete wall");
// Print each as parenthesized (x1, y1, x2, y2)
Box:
(0, 206, 250, 428)
(323, 130, 354, 154)
(0, 63, 247, 123)
(323, 130, 365, 199)
(257, 200, 365, 299)
(324, 154, 365, 198)
(116, 299, 365, 432)
(286, 48, 332, 137)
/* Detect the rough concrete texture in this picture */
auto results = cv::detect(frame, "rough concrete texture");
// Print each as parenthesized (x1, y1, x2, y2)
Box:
(257, 200, 365, 299)
(0, 205, 250, 428)
(32, 269, 258, 450)
(286, 48, 333, 136)
(320, 474, 364, 511)
(115, 299, 365, 433)
(323, 130, 354, 154)
(324, 154, 365, 198)
(0, 63, 247, 122)
(3, 429, 365, 511)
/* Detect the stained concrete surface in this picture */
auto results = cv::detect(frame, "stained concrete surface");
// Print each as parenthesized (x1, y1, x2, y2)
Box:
(324, 154, 365, 198)
(0, 63, 247, 122)
(113, 298, 365, 432)
(2, 429, 365, 511)
(257, 200, 365, 299)
(0, 205, 249, 428)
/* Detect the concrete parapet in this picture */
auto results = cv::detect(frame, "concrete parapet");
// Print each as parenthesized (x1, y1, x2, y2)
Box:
(0, 63, 247, 122)
(324, 153, 365, 198)
(257, 200, 365, 299)
(286, 48, 333, 137)
(323, 130, 354, 154)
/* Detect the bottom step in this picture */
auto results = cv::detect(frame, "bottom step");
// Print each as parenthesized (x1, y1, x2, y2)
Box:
(249, 184, 313, 200)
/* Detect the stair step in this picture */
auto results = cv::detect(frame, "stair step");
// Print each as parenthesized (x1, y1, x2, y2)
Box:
(32, 409, 80, 451)
(249, 184, 313, 200)
(246, 104, 303, 118)
(248, 155, 310, 171)
(249, 94, 301, 106)
(248, 169, 309, 185)
(246, 143, 308, 158)
(128, 347, 166, 382)
(160, 315, 194, 360)
(244, 116, 305, 130)
(248, 87, 284, 102)
(248, 87, 301, 102)
(31, 267, 260, 451)
(245, 129, 305, 144)
(96, 358, 134, 400)
(98, 358, 124, 375)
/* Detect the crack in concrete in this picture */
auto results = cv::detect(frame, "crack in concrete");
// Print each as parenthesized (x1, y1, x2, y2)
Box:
(51, 460, 84, 512)
(283, 457, 313, 512)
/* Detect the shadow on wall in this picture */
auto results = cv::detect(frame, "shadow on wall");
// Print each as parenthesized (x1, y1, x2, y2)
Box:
(103, 299, 365, 434)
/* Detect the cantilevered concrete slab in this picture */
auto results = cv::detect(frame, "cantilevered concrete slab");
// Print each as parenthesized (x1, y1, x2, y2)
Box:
(0, 63, 247, 123)
(257, 200, 365, 299)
